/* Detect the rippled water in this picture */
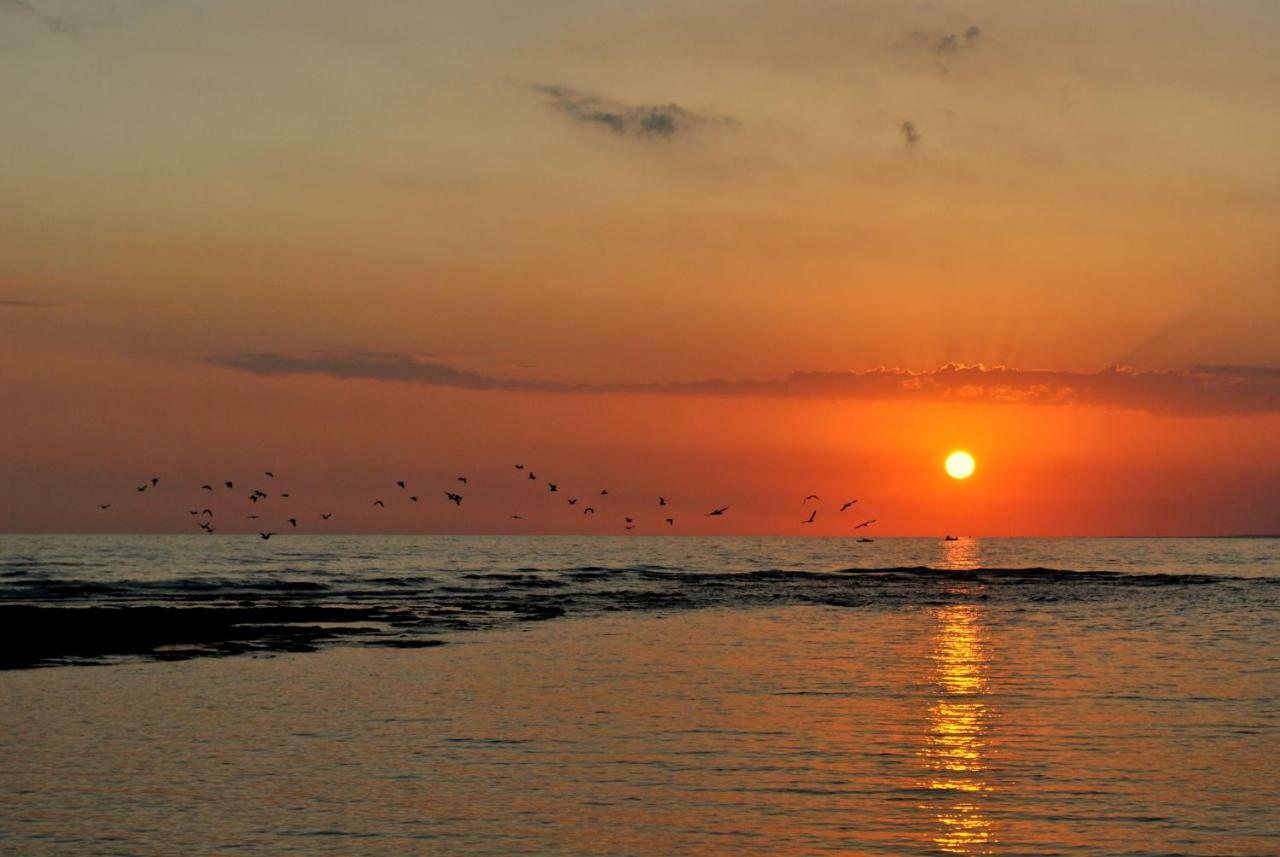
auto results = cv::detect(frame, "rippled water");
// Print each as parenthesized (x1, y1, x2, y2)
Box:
(1, 536, 1278, 854)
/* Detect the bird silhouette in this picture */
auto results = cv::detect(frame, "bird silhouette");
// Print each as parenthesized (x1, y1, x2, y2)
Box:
(583, 507, 595, 515)
(514, 464, 524, 470)
(225, 481, 234, 489)
(600, 489, 608, 496)
(287, 518, 297, 528)
(803, 495, 820, 503)
(665, 518, 674, 526)
(548, 483, 557, 492)
(445, 492, 463, 506)
(201, 484, 213, 492)
(373, 500, 385, 508)
(457, 476, 468, 484)
(839, 500, 858, 512)
(510, 514, 523, 519)
(264, 472, 274, 479)
(396, 480, 406, 489)
(320, 513, 331, 520)
(802, 510, 817, 524)
(705, 506, 730, 516)
(98, 503, 111, 510)
(528, 472, 536, 480)
(854, 519, 877, 529)
(625, 523, 635, 530)
(659, 497, 667, 506)
(136, 484, 147, 493)
(198, 521, 213, 532)
(247, 514, 259, 519)
(202, 509, 213, 517)
(150, 478, 159, 487)
(188, 510, 199, 516)
(568, 498, 577, 505)
(280, 493, 289, 498)
(625, 517, 633, 524)
(409, 495, 419, 502)
(259, 531, 275, 540)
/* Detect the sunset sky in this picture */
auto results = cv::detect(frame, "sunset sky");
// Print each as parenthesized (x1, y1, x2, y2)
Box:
(2, 0, 1278, 535)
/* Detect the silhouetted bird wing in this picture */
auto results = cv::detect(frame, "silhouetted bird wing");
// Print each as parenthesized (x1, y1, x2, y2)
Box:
(840, 500, 857, 512)
(373, 500, 385, 507)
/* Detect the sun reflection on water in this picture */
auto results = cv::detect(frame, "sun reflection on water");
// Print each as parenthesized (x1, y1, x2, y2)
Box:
(920, 540, 995, 853)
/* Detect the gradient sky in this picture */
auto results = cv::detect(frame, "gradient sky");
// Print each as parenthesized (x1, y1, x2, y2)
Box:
(2, 0, 1278, 535)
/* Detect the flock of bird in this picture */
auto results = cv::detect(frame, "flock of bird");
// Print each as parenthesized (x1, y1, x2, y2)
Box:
(98, 467, 881, 538)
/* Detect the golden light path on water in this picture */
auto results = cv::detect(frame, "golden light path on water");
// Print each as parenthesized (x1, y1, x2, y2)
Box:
(921, 537, 995, 854)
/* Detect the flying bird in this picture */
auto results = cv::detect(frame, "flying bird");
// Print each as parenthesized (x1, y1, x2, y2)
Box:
(280, 493, 289, 498)
(202, 509, 213, 517)
(201, 484, 213, 492)
(396, 481, 406, 489)
(625, 517, 633, 524)
(568, 498, 577, 505)
(457, 477, 468, 485)
(600, 489, 608, 496)
(373, 500, 385, 508)
(287, 518, 297, 528)
(583, 507, 595, 515)
(803, 495, 820, 503)
(410, 495, 419, 503)
(705, 506, 730, 516)
(510, 514, 523, 520)
(839, 500, 858, 512)
(659, 497, 667, 506)
(514, 464, 524, 470)
(98, 504, 111, 510)
(136, 484, 148, 493)
(665, 518, 674, 526)
(188, 510, 199, 516)
(225, 481, 234, 489)
(150, 478, 159, 487)
(625, 523, 635, 530)
(802, 510, 817, 524)
(264, 472, 274, 478)
(259, 531, 275, 540)
(528, 472, 537, 480)
(445, 492, 463, 506)
(198, 521, 213, 532)
(548, 483, 558, 492)
(854, 519, 877, 529)
(320, 513, 331, 520)
(247, 514, 259, 519)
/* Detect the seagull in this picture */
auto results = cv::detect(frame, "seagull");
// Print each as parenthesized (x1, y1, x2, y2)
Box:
(136, 484, 147, 493)
(548, 483, 558, 492)
(150, 478, 159, 487)
(568, 498, 577, 505)
(625, 517, 633, 524)
(600, 489, 608, 496)
(854, 519, 877, 529)
(410, 495, 419, 502)
(198, 521, 213, 532)
(514, 464, 524, 470)
(625, 523, 635, 530)
(202, 509, 213, 517)
(287, 518, 297, 528)
(201, 484, 213, 492)
(279, 493, 289, 499)
(457, 477, 468, 485)
(188, 510, 200, 516)
(665, 518, 674, 526)
(445, 492, 463, 506)
(659, 497, 667, 506)
(373, 500, 385, 508)
(396, 481, 406, 489)
(802, 510, 817, 524)
(320, 513, 331, 520)
(583, 507, 595, 515)
(528, 472, 536, 480)
(264, 472, 274, 478)
(803, 495, 820, 503)
(225, 481, 234, 489)
(259, 531, 275, 540)
(98, 503, 111, 510)
(705, 506, 730, 516)
(839, 500, 858, 512)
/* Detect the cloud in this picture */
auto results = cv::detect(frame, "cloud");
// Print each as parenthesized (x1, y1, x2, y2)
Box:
(1, 0, 75, 33)
(207, 353, 1280, 417)
(532, 84, 734, 139)
(900, 120, 921, 145)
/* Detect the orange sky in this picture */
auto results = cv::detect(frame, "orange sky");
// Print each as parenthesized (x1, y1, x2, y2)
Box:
(1, 0, 1278, 535)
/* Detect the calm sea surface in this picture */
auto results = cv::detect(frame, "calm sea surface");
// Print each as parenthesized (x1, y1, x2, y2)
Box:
(1, 536, 1278, 854)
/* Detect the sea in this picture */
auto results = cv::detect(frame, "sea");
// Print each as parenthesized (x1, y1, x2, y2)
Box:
(1, 535, 1277, 855)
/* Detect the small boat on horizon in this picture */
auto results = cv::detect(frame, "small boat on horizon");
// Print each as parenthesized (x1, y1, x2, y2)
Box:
(944, 535, 959, 541)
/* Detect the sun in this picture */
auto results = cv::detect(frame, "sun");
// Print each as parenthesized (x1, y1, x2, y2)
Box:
(945, 451, 976, 480)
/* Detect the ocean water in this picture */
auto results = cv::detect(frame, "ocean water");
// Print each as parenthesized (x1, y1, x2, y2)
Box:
(1, 536, 1278, 854)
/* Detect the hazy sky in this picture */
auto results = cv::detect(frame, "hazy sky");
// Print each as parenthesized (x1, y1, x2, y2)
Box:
(2, 0, 1278, 534)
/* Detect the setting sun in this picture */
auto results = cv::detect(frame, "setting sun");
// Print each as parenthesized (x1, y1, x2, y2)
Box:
(946, 451, 976, 480)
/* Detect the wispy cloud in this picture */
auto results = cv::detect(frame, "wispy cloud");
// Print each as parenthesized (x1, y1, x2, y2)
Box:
(1, 0, 75, 33)
(207, 352, 1280, 417)
(532, 84, 735, 139)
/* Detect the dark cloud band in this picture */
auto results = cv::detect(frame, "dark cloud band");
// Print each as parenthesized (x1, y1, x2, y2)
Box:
(208, 352, 1280, 417)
